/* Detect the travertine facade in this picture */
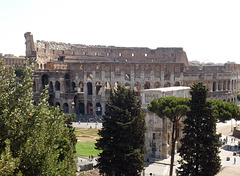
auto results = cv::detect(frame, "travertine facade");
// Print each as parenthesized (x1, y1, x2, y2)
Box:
(24, 32, 240, 159)
(25, 32, 240, 116)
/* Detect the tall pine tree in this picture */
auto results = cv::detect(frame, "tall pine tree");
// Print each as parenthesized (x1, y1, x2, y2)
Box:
(177, 82, 221, 176)
(95, 85, 146, 176)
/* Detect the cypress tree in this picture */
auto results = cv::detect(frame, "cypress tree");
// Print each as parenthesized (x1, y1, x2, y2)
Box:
(177, 82, 221, 176)
(95, 85, 146, 176)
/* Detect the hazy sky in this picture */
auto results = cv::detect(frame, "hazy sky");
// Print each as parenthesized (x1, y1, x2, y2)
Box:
(1, 0, 240, 63)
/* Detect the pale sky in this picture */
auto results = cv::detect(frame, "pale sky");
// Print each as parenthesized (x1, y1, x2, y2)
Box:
(1, 0, 240, 64)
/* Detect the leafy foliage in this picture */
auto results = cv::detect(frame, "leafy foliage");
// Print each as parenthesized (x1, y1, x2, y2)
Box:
(148, 97, 190, 176)
(0, 62, 76, 175)
(209, 99, 240, 122)
(95, 85, 146, 176)
(177, 82, 221, 176)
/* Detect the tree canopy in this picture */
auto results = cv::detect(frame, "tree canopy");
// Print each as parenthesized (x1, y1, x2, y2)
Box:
(148, 96, 190, 176)
(95, 85, 146, 176)
(177, 82, 221, 176)
(0, 62, 76, 175)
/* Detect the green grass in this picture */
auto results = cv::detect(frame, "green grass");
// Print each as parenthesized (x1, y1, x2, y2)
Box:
(76, 142, 101, 158)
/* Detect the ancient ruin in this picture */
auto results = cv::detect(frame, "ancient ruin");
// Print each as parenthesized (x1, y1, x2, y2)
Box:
(25, 32, 240, 159)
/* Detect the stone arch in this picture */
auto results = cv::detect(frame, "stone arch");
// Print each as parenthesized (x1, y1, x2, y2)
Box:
(144, 82, 151, 89)
(63, 103, 69, 113)
(223, 80, 226, 90)
(55, 81, 60, 91)
(212, 82, 216, 92)
(64, 73, 71, 93)
(105, 82, 111, 94)
(87, 82, 93, 95)
(79, 102, 85, 114)
(134, 82, 141, 96)
(96, 102, 102, 116)
(164, 82, 171, 87)
(206, 81, 211, 91)
(218, 81, 222, 91)
(87, 102, 93, 115)
(79, 82, 84, 93)
(154, 82, 161, 88)
(96, 81, 102, 95)
(55, 102, 61, 107)
(42, 74, 49, 90)
(49, 81, 53, 92)
(227, 80, 230, 90)
(174, 81, 180, 86)
(71, 82, 76, 92)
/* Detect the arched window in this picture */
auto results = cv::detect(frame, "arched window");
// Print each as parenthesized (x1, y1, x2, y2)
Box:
(87, 82, 92, 95)
(212, 82, 216, 91)
(49, 81, 53, 92)
(56, 102, 61, 107)
(63, 103, 69, 113)
(79, 82, 84, 93)
(105, 82, 111, 94)
(96, 102, 102, 116)
(55, 81, 60, 91)
(174, 82, 180, 86)
(154, 82, 161, 88)
(144, 82, 150, 89)
(87, 102, 93, 115)
(164, 82, 171, 87)
(42, 74, 49, 90)
(96, 82, 102, 95)
(79, 102, 85, 114)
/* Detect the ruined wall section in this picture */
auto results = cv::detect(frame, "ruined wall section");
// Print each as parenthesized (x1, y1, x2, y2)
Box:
(33, 39, 189, 65)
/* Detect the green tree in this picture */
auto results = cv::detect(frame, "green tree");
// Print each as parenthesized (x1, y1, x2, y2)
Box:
(95, 85, 146, 176)
(177, 82, 221, 176)
(0, 62, 76, 175)
(148, 97, 190, 176)
(209, 99, 240, 122)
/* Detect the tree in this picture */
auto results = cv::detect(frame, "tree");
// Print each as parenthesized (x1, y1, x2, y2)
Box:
(148, 97, 190, 176)
(95, 85, 146, 176)
(0, 62, 76, 175)
(209, 99, 240, 122)
(177, 82, 221, 176)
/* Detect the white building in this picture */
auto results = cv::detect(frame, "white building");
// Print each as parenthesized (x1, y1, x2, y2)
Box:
(141, 86, 190, 160)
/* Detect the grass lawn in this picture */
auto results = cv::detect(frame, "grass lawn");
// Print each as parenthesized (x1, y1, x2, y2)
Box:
(76, 142, 101, 158)
(75, 128, 101, 158)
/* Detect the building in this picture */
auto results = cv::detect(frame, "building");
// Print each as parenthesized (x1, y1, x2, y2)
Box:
(24, 32, 240, 159)
(0, 53, 26, 72)
(141, 86, 190, 160)
(24, 32, 240, 116)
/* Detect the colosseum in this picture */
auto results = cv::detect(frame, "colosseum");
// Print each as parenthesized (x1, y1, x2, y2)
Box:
(25, 32, 240, 117)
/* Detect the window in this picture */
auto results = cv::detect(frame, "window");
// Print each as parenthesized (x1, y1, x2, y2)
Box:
(153, 133, 155, 139)
(132, 53, 134, 57)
